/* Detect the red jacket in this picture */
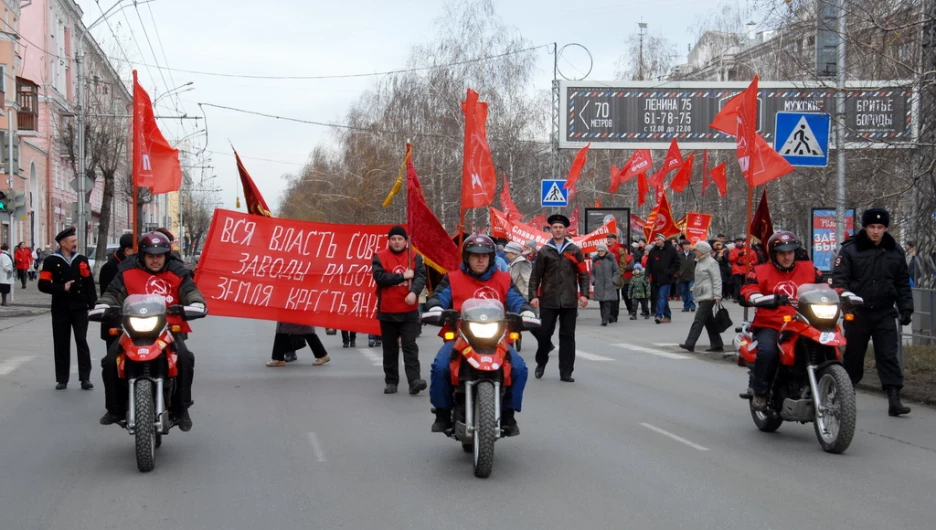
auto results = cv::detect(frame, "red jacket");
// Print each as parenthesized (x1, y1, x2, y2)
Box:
(741, 260, 823, 331)
(14, 248, 32, 270)
(728, 245, 755, 275)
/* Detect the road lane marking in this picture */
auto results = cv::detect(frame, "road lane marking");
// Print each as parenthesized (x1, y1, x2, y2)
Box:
(640, 422, 709, 451)
(611, 344, 691, 360)
(653, 343, 680, 347)
(575, 350, 615, 361)
(0, 355, 35, 375)
(306, 432, 327, 462)
(355, 348, 383, 367)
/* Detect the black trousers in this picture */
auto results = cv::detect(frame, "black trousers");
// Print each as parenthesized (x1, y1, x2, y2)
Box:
(271, 332, 328, 361)
(621, 285, 634, 314)
(843, 309, 903, 390)
(630, 298, 649, 316)
(379, 319, 422, 385)
(101, 338, 194, 415)
(751, 328, 779, 396)
(599, 301, 613, 324)
(535, 307, 577, 376)
(650, 284, 659, 315)
(683, 300, 724, 349)
(609, 290, 621, 321)
(732, 274, 745, 301)
(17, 269, 28, 288)
(51, 309, 91, 384)
(341, 330, 357, 345)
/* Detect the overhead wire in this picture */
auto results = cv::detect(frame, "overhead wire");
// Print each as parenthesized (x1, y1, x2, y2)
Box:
(144, 1, 185, 114)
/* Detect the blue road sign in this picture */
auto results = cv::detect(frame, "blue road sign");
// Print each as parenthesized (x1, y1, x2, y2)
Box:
(774, 112, 831, 167)
(541, 179, 569, 207)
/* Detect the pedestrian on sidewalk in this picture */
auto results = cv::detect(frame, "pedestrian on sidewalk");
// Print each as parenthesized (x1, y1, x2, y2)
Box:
(679, 241, 725, 353)
(14, 242, 32, 289)
(0, 243, 14, 306)
(266, 322, 330, 367)
(677, 240, 696, 312)
(628, 263, 651, 319)
(832, 208, 914, 417)
(647, 234, 679, 323)
(371, 225, 427, 395)
(591, 244, 620, 326)
(37, 227, 98, 390)
(528, 214, 590, 383)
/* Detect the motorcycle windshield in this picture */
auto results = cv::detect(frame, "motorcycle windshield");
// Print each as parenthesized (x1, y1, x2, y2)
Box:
(460, 298, 505, 323)
(122, 294, 168, 318)
(796, 283, 839, 305)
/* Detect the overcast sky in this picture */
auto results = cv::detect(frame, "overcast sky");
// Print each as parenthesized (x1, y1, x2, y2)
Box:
(76, 0, 733, 212)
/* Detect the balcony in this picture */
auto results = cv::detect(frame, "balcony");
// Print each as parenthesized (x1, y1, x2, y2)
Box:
(16, 78, 38, 132)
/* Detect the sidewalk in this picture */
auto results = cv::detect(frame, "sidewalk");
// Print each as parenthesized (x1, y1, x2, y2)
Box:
(0, 280, 51, 318)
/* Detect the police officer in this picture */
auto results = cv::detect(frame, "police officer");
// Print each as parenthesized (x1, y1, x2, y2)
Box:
(37, 227, 98, 390)
(832, 208, 914, 416)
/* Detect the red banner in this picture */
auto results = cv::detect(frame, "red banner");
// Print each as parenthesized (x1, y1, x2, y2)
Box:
(684, 213, 713, 244)
(490, 208, 615, 254)
(194, 210, 395, 335)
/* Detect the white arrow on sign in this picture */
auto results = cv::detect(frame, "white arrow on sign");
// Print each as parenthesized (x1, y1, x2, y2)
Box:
(579, 100, 590, 130)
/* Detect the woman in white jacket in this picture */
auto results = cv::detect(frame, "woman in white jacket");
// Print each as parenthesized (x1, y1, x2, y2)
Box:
(679, 241, 725, 353)
(0, 243, 14, 306)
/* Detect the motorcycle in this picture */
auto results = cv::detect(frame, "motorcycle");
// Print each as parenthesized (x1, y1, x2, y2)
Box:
(89, 294, 207, 472)
(423, 298, 540, 478)
(735, 283, 858, 454)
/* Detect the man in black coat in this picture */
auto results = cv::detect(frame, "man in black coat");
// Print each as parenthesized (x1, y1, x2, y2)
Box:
(832, 208, 914, 416)
(37, 227, 98, 390)
(646, 233, 680, 323)
(98, 234, 136, 351)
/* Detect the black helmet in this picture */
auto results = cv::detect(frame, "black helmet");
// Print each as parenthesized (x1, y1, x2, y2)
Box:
(462, 234, 496, 271)
(139, 231, 172, 255)
(767, 231, 800, 270)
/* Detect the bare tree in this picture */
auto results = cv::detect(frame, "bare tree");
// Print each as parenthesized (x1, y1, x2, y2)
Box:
(614, 32, 678, 81)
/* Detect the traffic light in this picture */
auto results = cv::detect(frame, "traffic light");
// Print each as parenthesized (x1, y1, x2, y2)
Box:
(0, 190, 7, 212)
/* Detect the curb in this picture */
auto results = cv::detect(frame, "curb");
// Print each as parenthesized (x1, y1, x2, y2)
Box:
(0, 307, 50, 318)
(694, 348, 936, 407)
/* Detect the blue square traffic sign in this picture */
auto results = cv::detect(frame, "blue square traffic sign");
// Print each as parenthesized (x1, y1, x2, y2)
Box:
(774, 112, 831, 167)
(541, 179, 568, 207)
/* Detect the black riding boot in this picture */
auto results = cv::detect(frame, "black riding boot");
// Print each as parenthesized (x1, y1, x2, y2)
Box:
(887, 388, 911, 416)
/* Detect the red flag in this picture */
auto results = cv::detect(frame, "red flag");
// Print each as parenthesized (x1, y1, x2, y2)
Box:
(710, 162, 728, 197)
(528, 213, 549, 231)
(701, 150, 711, 196)
(564, 143, 590, 194)
(736, 76, 759, 184)
(710, 89, 746, 135)
(568, 206, 580, 236)
(748, 134, 795, 187)
(407, 144, 461, 272)
(461, 88, 497, 210)
(637, 172, 649, 206)
(595, 198, 602, 208)
(499, 172, 524, 222)
(669, 152, 695, 193)
(630, 214, 646, 235)
(133, 71, 181, 194)
(749, 189, 775, 245)
(234, 149, 272, 217)
(644, 191, 681, 241)
(609, 164, 622, 194)
(648, 139, 682, 189)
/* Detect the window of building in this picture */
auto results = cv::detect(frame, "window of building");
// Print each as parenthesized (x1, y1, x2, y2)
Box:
(16, 78, 38, 132)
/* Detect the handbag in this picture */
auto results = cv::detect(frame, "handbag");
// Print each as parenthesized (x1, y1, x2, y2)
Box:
(713, 302, 733, 333)
(324, 328, 338, 336)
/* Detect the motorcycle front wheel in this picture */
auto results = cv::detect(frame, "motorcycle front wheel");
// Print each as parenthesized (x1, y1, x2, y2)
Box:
(750, 402, 784, 433)
(134, 380, 156, 472)
(813, 364, 856, 454)
(473, 381, 497, 478)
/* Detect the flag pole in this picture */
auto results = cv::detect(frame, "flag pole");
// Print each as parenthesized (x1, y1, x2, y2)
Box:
(131, 70, 139, 251)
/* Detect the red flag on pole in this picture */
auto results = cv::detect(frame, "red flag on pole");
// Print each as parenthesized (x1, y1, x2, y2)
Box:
(748, 134, 795, 187)
(461, 88, 497, 211)
(407, 144, 461, 272)
(612, 149, 653, 193)
(234, 149, 272, 217)
(669, 152, 695, 193)
(648, 139, 683, 190)
(710, 89, 746, 135)
(499, 172, 524, 222)
(701, 150, 711, 196)
(736, 76, 759, 184)
(564, 143, 590, 193)
(133, 71, 181, 194)
(710, 162, 728, 197)
(595, 198, 602, 208)
(644, 190, 681, 241)
(609, 164, 622, 194)
(637, 172, 649, 206)
(748, 189, 775, 245)
(568, 206, 580, 236)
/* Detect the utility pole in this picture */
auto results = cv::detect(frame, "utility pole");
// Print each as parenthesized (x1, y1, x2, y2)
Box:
(833, 0, 847, 250)
(76, 50, 87, 251)
(638, 22, 647, 81)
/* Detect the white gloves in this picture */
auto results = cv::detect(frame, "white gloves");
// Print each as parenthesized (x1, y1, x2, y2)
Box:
(841, 292, 864, 305)
(94, 304, 110, 309)
(520, 311, 536, 319)
(190, 302, 205, 308)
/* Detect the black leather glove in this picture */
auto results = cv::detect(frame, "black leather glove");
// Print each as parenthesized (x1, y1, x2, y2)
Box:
(774, 295, 789, 308)
(899, 314, 912, 326)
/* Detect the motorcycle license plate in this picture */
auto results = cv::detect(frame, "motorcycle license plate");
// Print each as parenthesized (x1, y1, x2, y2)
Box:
(819, 332, 835, 344)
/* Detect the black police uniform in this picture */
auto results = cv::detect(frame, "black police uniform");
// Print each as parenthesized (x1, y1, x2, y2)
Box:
(37, 229, 98, 387)
(832, 222, 913, 392)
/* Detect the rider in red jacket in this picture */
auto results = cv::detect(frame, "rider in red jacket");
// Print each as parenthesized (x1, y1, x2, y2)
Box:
(740, 231, 822, 410)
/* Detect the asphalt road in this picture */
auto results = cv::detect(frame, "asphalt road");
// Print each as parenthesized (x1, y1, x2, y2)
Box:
(1, 306, 935, 530)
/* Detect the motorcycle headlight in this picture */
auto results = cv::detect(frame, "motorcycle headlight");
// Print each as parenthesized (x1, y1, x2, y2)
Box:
(128, 316, 160, 332)
(810, 304, 839, 320)
(467, 322, 502, 339)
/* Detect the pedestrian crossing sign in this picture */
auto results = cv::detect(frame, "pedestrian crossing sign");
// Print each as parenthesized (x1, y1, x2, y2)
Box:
(541, 180, 569, 207)
(774, 112, 831, 167)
